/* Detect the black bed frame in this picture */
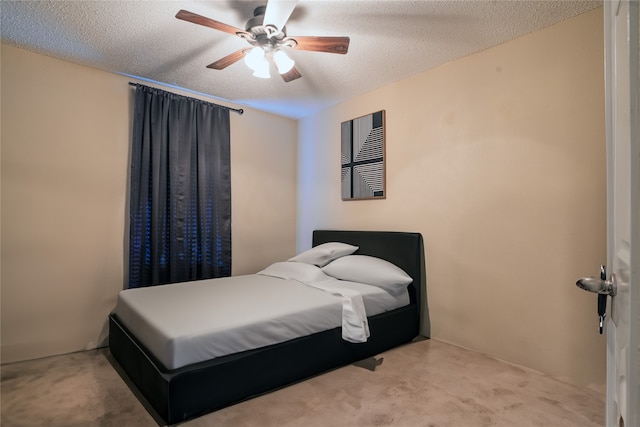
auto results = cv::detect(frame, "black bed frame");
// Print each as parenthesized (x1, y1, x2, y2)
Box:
(109, 230, 426, 425)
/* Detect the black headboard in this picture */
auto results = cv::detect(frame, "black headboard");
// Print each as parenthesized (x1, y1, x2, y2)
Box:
(312, 230, 425, 308)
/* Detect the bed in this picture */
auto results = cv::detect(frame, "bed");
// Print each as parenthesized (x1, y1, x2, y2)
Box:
(109, 230, 427, 425)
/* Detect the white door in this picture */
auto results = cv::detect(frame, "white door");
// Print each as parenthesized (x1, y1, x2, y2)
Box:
(604, 1, 639, 426)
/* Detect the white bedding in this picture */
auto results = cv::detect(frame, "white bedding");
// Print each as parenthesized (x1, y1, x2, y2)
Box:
(113, 263, 409, 370)
(257, 261, 372, 343)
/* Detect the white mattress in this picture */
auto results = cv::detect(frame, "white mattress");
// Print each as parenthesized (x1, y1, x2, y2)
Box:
(113, 270, 409, 370)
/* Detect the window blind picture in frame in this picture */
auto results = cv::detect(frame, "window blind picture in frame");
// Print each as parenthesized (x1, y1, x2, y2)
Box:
(341, 110, 386, 200)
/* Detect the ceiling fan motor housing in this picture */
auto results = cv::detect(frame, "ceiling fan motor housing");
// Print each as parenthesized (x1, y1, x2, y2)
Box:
(244, 6, 289, 46)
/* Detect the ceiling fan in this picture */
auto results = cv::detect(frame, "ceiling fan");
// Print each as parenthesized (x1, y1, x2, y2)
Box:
(176, 1, 350, 82)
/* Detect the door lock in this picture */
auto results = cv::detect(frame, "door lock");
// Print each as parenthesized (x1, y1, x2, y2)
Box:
(576, 266, 617, 334)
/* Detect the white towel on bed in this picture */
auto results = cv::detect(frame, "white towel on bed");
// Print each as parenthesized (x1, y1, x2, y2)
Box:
(257, 262, 370, 343)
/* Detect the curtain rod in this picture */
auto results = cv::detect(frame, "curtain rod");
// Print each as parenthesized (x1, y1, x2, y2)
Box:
(128, 82, 244, 115)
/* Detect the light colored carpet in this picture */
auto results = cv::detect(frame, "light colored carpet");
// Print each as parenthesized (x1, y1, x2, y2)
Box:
(1, 339, 604, 427)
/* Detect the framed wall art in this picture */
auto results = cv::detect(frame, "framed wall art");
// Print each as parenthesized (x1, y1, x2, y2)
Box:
(341, 110, 386, 200)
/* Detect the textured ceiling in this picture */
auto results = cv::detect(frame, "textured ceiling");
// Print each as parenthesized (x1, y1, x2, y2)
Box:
(1, 0, 601, 119)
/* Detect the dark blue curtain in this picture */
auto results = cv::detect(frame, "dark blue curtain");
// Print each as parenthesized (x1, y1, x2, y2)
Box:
(128, 84, 231, 288)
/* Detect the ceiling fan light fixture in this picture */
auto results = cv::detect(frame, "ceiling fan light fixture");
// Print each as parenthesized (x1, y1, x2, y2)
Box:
(244, 46, 266, 71)
(273, 49, 295, 74)
(252, 60, 271, 79)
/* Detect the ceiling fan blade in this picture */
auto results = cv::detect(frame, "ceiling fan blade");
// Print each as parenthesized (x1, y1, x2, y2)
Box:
(207, 49, 246, 70)
(289, 36, 350, 54)
(280, 66, 302, 83)
(264, 0, 298, 33)
(176, 9, 245, 36)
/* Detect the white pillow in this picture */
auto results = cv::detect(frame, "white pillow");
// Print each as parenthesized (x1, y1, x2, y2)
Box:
(321, 255, 413, 296)
(257, 261, 331, 284)
(287, 242, 359, 267)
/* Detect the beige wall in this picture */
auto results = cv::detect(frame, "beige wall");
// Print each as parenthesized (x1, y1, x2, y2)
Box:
(1, 44, 297, 363)
(297, 9, 606, 388)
